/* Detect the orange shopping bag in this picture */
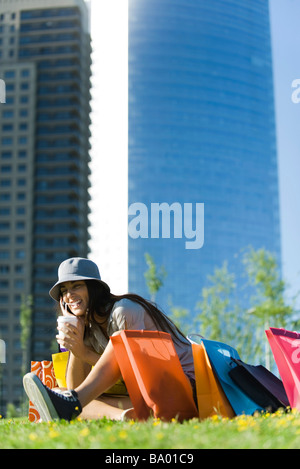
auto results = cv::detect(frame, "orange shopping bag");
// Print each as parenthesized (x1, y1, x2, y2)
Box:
(110, 330, 198, 422)
(192, 342, 235, 420)
(28, 360, 57, 422)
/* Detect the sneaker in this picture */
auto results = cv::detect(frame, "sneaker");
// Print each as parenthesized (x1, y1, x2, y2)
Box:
(23, 372, 82, 422)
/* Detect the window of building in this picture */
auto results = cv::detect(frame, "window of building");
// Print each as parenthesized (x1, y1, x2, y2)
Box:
(1, 151, 12, 159)
(20, 96, 28, 104)
(16, 207, 26, 215)
(0, 280, 9, 288)
(0, 265, 9, 274)
(4, 70, 16, 79)
(16, 221, 25, 230)
(15, 250, 25, 259)
(0, 164, 11, 172)
(0, 208, 10, 215)
(1, 137, 13, 146)
(0, 194, 11, 201)
(2, 123, 13, 131)
(6, 83, 15, 92)
(0, 251, 9, 259)
(18, 136, 27, 145)
(19, 109, 28, 118)
(0, 180, 11, 187)
(17, 193, 26, 201)
(14, 280, 24, 289)
(0, 310, 8, 319)
(17, 178, 26, 187)
(3, 110, 14, 118)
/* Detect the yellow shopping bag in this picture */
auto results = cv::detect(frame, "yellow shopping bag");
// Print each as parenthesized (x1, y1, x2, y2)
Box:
(51, 351, 128, 395)
(52, 351, 69, 388)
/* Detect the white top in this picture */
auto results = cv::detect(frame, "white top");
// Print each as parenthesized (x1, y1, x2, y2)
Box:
(84, 298, 195, 381)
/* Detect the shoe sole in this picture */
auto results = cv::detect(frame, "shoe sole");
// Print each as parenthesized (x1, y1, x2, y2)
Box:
(23, 373, 59, 422)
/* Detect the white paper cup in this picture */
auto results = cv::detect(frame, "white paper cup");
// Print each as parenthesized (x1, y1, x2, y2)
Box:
(57, 316, 78, 339)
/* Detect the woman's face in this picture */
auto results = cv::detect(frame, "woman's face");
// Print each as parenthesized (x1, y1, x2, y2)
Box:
(60, 280, 89, 317)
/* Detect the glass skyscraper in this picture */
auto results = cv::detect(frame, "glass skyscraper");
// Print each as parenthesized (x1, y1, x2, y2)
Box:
(0, 0, 91, 410)
(128, 0, 281, 315)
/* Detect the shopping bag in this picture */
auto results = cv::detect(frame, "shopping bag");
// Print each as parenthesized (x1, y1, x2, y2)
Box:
(52, 351, 127, 394)
(229, 358, 289, 411)
(202, 338, 264, 416)
(28, 361, 57, 422)
(265, 327, 300, 410)
(111, 330, 198, 422)
(52, 351, 69, 388)
(192, 342, 235, 419)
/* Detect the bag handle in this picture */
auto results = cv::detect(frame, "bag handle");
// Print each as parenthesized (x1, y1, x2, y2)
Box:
(187, 333, 205, 344)
(187, 335, 238, 371)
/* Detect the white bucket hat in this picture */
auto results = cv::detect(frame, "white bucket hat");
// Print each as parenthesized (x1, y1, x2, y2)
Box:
(49, 257, 110, 301)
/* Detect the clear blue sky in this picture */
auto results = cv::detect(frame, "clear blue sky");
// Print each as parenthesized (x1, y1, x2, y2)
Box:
(270, 0, 300, 303)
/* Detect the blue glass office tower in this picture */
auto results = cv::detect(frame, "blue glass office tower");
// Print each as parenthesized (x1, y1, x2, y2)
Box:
(128, 0, 281, 314)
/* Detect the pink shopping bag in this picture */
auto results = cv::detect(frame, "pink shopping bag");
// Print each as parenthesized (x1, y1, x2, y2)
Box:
(265, 327, 300, 410)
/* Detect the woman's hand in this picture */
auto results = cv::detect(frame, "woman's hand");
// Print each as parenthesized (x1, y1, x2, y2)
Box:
(56, 317, 88, 359)
(56, 321, 86, 358)
(59, 298, 75, 318)
(57, 298, 87, 359)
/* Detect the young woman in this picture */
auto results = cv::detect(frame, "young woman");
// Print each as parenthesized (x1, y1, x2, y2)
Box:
(23, 257, 196, 421)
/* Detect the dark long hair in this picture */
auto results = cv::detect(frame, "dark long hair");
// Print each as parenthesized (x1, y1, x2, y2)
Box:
(85, 280, 188, 344)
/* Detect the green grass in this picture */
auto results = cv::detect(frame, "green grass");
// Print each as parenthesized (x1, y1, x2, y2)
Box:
(1, 408, 300, 449)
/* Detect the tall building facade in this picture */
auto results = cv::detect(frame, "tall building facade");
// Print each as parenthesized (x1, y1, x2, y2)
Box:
(128, 1, 281, 314)
(0, 0, 91, 410)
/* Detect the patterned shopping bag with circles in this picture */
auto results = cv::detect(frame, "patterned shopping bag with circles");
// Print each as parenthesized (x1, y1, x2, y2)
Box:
(28, 361, 58, 422)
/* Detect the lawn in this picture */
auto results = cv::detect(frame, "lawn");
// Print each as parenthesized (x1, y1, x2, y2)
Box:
(1, 408, 300, 450)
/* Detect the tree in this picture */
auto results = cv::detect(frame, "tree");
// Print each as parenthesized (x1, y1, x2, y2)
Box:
(144, 253, 167, 301)
(195, 262, 254, 359)
(142, 247, 296, 369)
(243, 248, 293, 324)
(242, 247, 294, 368)
(20, 294, 33, 377)
(168, 302, 191, 335)
(196, 262, 235, 340)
